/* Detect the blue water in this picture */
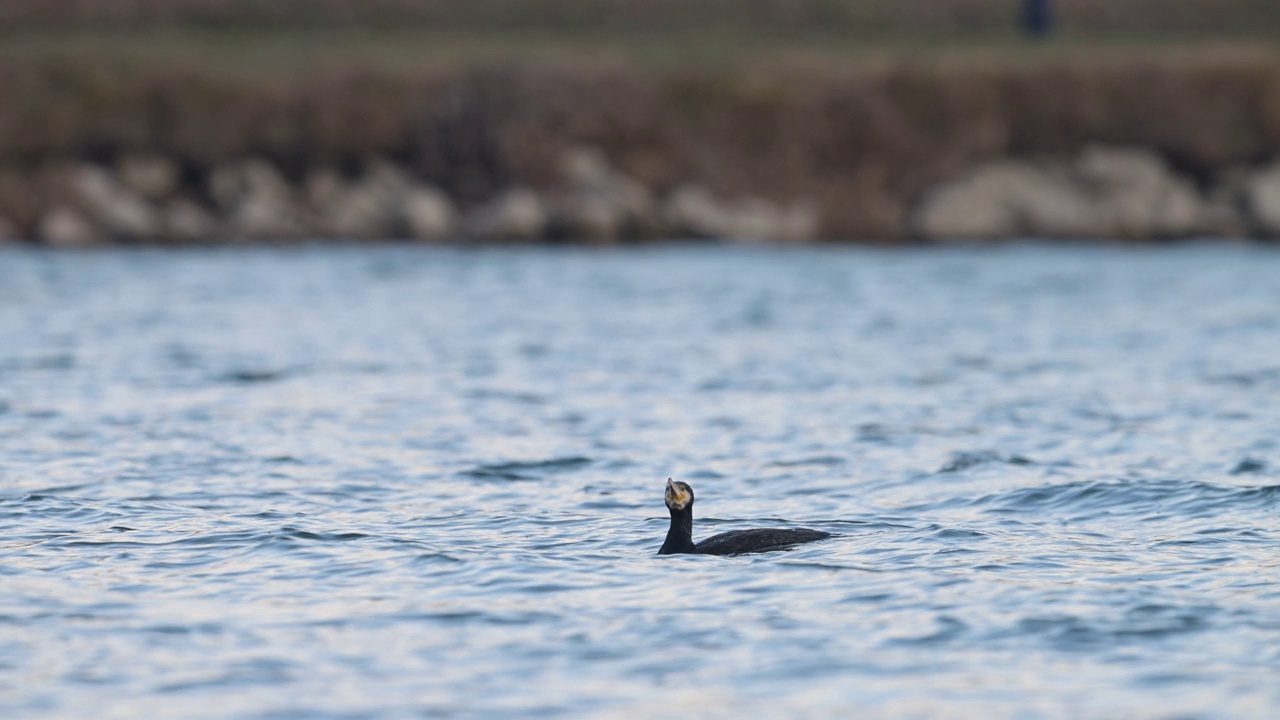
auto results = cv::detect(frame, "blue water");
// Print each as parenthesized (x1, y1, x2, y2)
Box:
(2, 244, 1278, 718)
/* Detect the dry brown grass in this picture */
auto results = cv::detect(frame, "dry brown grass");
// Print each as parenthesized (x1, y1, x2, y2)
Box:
(4, 39, 1280, 238)
(1, 0, 1278, 37)
(3, 1, 1280, 238)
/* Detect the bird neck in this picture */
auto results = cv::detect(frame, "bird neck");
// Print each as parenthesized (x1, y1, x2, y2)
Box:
(659, 504, 697, 554)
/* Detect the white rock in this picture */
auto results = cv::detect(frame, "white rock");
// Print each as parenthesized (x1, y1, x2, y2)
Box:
(304, 168, 346, 210)
(228, 195, 306, 239)
(661, 185, 818, 242)
(723, 197, 820, 243)
(209, 159, 304, 239)
(552, 147, 659, 241)
(117, 153, 180, 201)
(307, 165, 437, 239)
(209, 158, 293, 210)
(1202, 167, 1250, 237)
(552, 193, 623, 242)
(1241, 162, 1280, 236)
(162, 199, 219, 242)
(558, 146, 614, 188)
(779, 202, 821, 243)
(324, 183, 398, 239)
(38, 206, 103, 247)
(362, 160, 412, 196)
(68, 164, 161, 240)
(663, 185, 733, 238)
(1075, 146, 1209, 238)
(912, 161, 1101, 240)
(464, 189, 547, 241)
(402, 186, 456, 241)
(727, 197, 778, 242)
(916, 149, 1221, 241)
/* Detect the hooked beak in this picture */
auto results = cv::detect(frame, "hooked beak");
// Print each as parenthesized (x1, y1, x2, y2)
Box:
(665, 478, 691, 511)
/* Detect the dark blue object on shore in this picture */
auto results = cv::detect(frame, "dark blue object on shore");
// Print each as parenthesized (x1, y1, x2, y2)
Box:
(1021, 0, 1054, 38)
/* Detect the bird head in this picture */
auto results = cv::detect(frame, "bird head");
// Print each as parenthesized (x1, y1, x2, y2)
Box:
(665, 478, 694, 512)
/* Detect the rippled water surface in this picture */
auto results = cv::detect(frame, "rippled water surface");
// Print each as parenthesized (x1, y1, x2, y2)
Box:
(2, 245, 1279, 718)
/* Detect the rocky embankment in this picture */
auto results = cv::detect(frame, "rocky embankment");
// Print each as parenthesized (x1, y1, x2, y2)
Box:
(915, 146, 1280, 241)
(0, 148, 818, 246)
(7, 52, 1280, 244)
(7, 144, 1280, 245)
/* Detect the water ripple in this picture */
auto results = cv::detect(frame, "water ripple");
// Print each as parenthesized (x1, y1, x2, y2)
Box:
(1, 245, 1279, 718)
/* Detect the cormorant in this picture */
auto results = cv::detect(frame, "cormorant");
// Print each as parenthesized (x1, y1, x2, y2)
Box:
(658, 478, 831, 555)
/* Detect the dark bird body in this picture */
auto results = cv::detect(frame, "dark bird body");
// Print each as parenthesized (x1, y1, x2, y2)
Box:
(658, 479, 831, 556)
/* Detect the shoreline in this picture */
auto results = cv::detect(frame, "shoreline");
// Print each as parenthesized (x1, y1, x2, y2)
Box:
(4, 235, 1277, 251)
(4, 146, 1279, 247)
(5, 42, 1280, 245)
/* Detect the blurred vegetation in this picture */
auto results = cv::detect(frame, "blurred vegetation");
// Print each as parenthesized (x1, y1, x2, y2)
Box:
(2, 0, 1278, 73)
(4, 44, 1280, 237)
(1, 0, 1279, 38)
(3, 1, 1280, 238)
